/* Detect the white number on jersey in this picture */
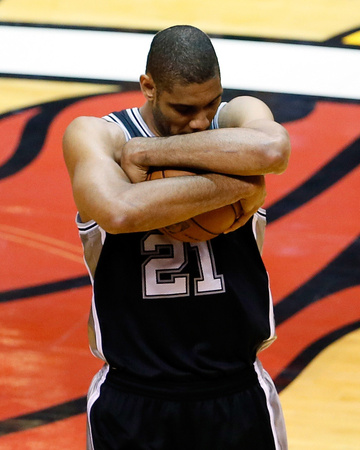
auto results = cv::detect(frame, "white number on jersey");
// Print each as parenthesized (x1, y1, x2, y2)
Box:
(141, 233, 225, 299)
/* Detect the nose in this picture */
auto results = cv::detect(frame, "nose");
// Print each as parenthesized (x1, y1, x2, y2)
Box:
(189, 113, 211, 132)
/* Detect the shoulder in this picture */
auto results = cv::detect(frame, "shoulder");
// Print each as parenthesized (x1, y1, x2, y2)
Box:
(218, 96, 274, 128)
(64, 115, 126, 144)
(63, 115, 126, 160)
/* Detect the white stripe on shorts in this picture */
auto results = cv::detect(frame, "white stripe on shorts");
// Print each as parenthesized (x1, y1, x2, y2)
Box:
(86, 364, 109, 450)
(254, 358, 288, 450)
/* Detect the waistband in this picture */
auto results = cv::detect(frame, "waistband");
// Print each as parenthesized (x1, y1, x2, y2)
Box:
(106, 367, 258, 400)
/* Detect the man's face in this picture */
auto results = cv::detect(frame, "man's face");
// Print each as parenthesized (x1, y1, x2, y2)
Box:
(151, 77, 223, 136)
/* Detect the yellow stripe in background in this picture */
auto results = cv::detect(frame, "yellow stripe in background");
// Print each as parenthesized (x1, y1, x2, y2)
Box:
(0, 78, 118, 115)
(280, 328, 360, 449)
(1, 0, 360, 42)
(343, 30, 360, 46)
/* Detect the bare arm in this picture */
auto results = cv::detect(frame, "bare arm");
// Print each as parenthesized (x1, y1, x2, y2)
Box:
(120, 96, 291, 183)
(63, 116, 264, 234)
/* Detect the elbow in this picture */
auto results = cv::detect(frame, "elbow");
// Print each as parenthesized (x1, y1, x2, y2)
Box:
(98, 202, 146, 235)
(84, 188, 150, 235)
(102, 216, 128, 235)
(100, 210, 136, 235)
(267, 128, 291, 174)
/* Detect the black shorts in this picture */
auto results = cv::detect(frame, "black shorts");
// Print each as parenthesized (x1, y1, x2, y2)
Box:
(87, 364, 286, 450)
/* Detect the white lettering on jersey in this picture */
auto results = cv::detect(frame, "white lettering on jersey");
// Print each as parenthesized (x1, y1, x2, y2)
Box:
(141, 233, 225, 299)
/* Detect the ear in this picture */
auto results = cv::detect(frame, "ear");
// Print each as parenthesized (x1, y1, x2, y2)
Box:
(140, 74, 156, 102)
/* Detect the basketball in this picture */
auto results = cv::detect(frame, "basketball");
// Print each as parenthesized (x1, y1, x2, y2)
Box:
(146, 169, 243, 242)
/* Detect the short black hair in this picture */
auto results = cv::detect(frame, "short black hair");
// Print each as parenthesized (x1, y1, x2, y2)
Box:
(145, 25, 220, 93)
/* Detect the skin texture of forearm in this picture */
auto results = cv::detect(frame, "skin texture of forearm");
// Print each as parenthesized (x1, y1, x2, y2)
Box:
(64, 116, 269, 235)
(121, 124, 290, 183)
(101, 172, 260, 234)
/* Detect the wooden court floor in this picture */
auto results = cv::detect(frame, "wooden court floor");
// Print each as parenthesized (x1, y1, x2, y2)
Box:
(0, 1, 359, 448)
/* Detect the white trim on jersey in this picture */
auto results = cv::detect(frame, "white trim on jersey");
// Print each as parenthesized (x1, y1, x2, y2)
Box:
(129, 108, 155, 137)
(76, 215, 98, 235)
(255, 272, 277, 354)
(104, 101, 227, 141)
(212, 101, 227, 128)
(103, 113, 132, 141)
(267, 287, 276, 344)
(254, 358, 288, 450)
(76, 213, 107, 362)
(90, 295, 106, 360)
(257, 207, 266, 218)
(252, 208, 266, 255)
(250, 209, 276, 353)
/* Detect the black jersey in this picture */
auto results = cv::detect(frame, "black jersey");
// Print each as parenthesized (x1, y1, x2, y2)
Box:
(77, 105, 276, 382)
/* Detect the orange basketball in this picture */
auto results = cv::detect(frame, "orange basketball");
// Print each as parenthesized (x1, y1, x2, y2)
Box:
(146, 169, 243, 242)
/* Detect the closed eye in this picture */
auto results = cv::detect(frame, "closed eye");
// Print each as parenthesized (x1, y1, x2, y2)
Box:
(172, 105, 196, 115)
(172, 97, 221, 116)
(207, 95, 222, 109)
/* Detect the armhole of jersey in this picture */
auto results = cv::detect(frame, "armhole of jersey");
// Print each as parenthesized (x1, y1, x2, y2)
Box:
(211, 102, 227, 129)
(102, 113, 132, 142)
(76, 212, 98, 233)
(252, 208, 267, 255)
(75, 213, 106, 281)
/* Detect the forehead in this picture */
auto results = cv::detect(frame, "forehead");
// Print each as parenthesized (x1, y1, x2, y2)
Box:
(160, 77, 223, 106)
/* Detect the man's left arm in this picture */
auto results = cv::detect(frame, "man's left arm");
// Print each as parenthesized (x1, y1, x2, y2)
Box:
(120, 96, 291, 183)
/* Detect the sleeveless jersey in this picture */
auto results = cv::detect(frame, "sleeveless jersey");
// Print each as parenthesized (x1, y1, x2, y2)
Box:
(77, 105, 276, 382)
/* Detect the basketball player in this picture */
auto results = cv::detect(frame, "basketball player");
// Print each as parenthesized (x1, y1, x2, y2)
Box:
(63, 25, 291, 449)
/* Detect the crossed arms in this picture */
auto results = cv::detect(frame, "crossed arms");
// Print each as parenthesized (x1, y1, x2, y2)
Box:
(63, 96, 290, 234)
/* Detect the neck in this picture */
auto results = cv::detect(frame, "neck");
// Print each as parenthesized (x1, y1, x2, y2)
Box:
(139, 102, 160, 136)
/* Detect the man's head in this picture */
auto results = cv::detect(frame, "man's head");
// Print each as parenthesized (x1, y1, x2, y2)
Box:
(140, 25, 223, 136)
(145, 25, 220, 93)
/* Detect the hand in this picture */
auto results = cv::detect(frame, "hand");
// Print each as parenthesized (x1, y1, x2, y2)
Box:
(120, 137, 151, 183)
(224, 176, 266, 233)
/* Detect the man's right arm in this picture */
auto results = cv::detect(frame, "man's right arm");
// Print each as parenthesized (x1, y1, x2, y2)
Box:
(63, 116, 264, 234)
(120, 97, 290, 184)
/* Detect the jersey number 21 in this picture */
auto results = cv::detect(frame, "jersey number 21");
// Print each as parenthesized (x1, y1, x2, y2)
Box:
(141, 233, 225, 299)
